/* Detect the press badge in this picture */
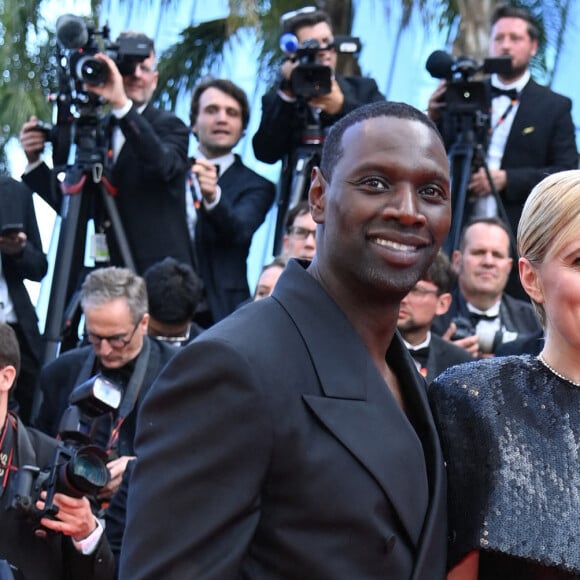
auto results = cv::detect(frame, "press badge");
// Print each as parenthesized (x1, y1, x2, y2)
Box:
(91, 232, 110, 263)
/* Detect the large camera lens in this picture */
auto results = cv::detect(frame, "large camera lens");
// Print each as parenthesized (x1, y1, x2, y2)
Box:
(75, 55, 108, 85)
(58, 445, 110, 497)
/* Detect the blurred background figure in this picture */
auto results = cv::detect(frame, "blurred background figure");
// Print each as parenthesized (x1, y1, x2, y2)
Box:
(280, 201, 317, 260)
(253, 256, 287, 301)
(143, 257, 204, 346)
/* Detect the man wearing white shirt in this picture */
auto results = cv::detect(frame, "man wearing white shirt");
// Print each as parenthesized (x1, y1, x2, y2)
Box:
(189, 79, 275, 324)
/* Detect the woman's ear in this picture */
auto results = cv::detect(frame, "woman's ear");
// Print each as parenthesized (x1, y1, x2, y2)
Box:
(519, 257, 543, 304)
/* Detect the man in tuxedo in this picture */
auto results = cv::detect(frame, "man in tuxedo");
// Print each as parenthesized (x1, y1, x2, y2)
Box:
(189, 78, 275, 324)
(432, 217, 542, 357)
(0, 177, 47, 424)
(19, 31, 193, 275)
(120, 101, 450, 579)
(252, 8, 384, 165)
(427, 4, 577, 239)
(34, 267, 176, 500)
(398, 251, 473, 382)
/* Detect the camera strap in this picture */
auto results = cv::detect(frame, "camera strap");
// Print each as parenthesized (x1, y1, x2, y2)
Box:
(106, 336, 151, 454)
(491, 95, 519, 134)
(0, 413, 19, 497)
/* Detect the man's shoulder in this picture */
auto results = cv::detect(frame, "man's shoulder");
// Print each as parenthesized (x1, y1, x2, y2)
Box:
(224, 156, 275, 187)
(523, 78, 572, 107)
(42, 345, 93, 374)
(142, 103, 188, 128)
(430, 333, 473, 364)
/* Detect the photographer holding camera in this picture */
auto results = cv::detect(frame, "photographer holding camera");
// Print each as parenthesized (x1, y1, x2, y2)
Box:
(252, 8, 384, 165)
(0, 323, 114, 580)
(19, 27, 194, 276)
(427, 4, 577, 242)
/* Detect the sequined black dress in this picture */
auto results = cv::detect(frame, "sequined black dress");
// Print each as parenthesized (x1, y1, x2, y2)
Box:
(429, 355, 580, 579)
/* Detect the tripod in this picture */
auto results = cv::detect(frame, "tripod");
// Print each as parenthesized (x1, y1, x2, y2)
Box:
(444, 110, 517, 257)
(272, 101, 323, 256)
(42, 116, 136, 365)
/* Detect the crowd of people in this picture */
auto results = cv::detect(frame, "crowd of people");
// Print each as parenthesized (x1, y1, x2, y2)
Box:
(0, 3, 578, 579)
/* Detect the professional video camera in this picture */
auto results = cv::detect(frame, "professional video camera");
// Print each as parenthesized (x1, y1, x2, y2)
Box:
(279, 33, 361, 98)
(56, 14, 152, 86)
(8, 375, 122, 524)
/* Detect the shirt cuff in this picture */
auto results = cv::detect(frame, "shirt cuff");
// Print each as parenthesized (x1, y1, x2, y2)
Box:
(112, 100, 133, 119)
(203, 185, 221, 210)
(72, 517, 104, 555)
(276, 89, 296, 103)
(23, 159, 44, 175)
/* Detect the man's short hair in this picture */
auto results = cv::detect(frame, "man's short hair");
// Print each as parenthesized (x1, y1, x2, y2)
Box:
(422, 251, 456, 295)
(458, 217, 513, 255)
(284, 200, 311, 232)
(282, 9, 332, 36)
(80, 267, 148, 325)
(143, 258, 203, 324)
(0, 323, 20, 379)
(491, 4, 539, 41)
(320, 101, 442, 182)
(190, 78, 250, 131)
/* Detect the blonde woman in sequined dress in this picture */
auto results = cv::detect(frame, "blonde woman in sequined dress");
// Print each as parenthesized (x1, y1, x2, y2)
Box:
(430, 169, 580, 580)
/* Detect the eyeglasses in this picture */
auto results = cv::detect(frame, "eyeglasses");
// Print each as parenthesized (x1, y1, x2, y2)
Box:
(408, 286, 439, 298)
(288, 226, 316, 240)
(86, 319, 141, 349)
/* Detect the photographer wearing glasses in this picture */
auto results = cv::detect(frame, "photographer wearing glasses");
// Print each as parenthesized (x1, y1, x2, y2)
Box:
(280, 200, 317, 260)
(33, 267, 177, 499)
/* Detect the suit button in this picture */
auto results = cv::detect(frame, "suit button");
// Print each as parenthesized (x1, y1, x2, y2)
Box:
(385, 536, 397, 553)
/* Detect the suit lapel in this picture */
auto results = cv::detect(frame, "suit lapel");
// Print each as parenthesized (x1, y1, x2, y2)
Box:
(274, 262, 432, 547)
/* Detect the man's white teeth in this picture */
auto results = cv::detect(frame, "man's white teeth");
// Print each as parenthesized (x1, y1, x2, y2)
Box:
(374, 238, 416, 251)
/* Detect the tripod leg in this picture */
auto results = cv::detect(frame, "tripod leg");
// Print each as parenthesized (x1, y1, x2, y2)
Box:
(99, 186, 136, 272)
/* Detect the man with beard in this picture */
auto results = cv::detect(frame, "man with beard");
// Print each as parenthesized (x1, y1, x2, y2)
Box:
(120, 101, 451, 580)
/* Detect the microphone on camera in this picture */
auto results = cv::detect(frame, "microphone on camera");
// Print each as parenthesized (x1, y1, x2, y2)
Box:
(56, 14, 89, 49)
(280, 33, 299, 54)
(425, 50, 455, 79)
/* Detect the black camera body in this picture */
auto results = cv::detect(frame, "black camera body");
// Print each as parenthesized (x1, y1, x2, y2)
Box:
(280, 34, 361, 99)
(8, 376, 121, 523)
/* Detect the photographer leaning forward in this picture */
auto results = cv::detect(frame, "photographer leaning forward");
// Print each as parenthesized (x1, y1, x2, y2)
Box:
(426, 4, 577, 244)
(19, 27, 194, 275)
(252, 8, 384, 165)
(0, 323, 114, 580)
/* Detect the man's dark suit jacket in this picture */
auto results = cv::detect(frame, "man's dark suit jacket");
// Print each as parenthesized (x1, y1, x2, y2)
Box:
(252, 75, 385, 164)
(22, 103, 193, 274)
(195, 156, 275, 323)
(0, 415, 114, 580)
(424, 333, 473, 383)
(33, 337, 176, 454)
(486, 79, 577, 236)
(0, 177, 47, 362)
(431, 287, 542, 354)
(120, 260, 447, 579)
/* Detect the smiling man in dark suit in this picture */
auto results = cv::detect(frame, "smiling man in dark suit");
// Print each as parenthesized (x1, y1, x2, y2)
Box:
(19, 31, 193, 275)
(120, 101, 450, 579)
(189, 78, 275, 324)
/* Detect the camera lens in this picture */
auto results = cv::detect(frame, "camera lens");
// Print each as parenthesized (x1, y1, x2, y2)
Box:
(75, 55, 108, 85)
(58, 445, 110, 497)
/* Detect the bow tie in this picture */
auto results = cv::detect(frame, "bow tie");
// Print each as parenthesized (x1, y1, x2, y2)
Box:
(409, 346, 430, 368)
(469, 312, 498, 326)
(491, 86, 519, 100)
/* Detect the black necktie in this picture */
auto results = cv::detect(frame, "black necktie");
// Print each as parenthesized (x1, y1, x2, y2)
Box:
(469, 312, 498, 326)
(410, 346, 430, 368)
(491, 86, 518, 100)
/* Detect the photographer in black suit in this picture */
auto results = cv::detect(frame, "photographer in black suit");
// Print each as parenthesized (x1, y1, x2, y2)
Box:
(252, 8, 384, 165)
(19, 31, 193, 275)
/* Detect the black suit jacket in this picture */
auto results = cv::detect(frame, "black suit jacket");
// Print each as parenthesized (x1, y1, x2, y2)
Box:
(120, 261, 447, 579)
(0, 177, 47, 361)
(431, 287, 542, 353)
(252, 75, 385, 164)
(195, 156, 275, 323)
(22, 103, 193, 274)
(0, 416, 114, 580)
(424, 333, 473, 383)
(493, 79, 577, 234)
(34, 337, 176, 455)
